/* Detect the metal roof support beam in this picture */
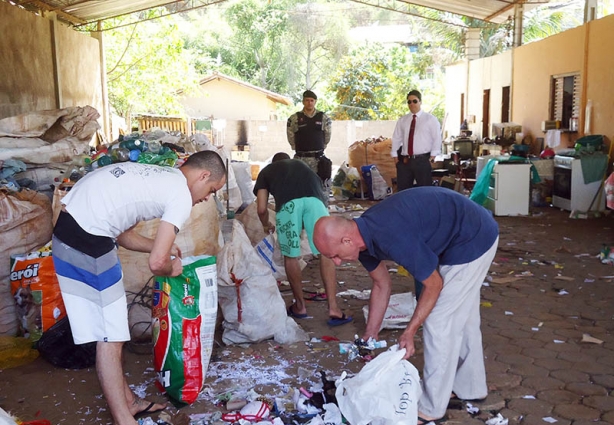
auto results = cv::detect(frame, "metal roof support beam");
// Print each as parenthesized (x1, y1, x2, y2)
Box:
(92, 21, 111, 141)
(513, 2, 524, 47)
(19, 0, 87, 25)
(584, 0, 597, 23)
(45, 11, 63, 109)
(348, 0, 470, 28)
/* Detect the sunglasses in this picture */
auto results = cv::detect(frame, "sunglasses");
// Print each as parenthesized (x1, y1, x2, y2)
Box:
(407, 99, 420, 104)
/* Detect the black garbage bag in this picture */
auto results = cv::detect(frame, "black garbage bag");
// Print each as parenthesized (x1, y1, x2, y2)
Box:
(317, 155, 332, 181)
(37, 317, 96, 369)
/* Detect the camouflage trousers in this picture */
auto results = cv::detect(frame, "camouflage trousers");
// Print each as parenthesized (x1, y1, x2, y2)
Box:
(295, 155, 331, 204)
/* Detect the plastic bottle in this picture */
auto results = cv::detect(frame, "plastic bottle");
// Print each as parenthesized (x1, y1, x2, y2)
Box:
(120, 139, 144, 151)
(110, 147, 130, 162)
(129, 149, 141, 162)
(147, 140, 162, 154)
(96, 154, 113, 168)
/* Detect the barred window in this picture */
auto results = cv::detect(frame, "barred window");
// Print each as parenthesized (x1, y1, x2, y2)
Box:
(550, 73, 580, 129)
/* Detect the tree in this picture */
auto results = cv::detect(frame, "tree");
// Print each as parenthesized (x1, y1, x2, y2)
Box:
(284, 1, 350, 98)
(102, 13, 200, 124)
(224, 0, 290, 92)
(328, 43, 419, 120)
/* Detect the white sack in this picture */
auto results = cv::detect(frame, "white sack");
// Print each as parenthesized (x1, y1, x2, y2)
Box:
(0, 106, 99, 141)
(336, 345, 422, 425)
(363, 292, 416, 331)
(0, 189, 53, 336)
(0, 136, 90, 165)
(216, 220, 308, 345)
(194, 137, 241, 210)
(236, 203, 312, 281)
(231, 161, 255, 206)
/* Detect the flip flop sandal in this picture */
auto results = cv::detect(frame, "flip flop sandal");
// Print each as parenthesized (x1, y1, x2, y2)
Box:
(287, 304, 309, 319)
(133, 401, 165, 419)
(417, 414, 448, 425)
(305, 293, 327, 301)
(326, 313, 353, 327)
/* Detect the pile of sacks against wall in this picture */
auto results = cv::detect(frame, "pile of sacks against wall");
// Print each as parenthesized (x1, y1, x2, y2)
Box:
(0, 106, 101, 195)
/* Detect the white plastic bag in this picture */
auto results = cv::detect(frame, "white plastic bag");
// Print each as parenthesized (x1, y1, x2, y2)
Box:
(336, 345, 422, 425)
(363, 292, 417, 331)
(371, 165, 391, 200)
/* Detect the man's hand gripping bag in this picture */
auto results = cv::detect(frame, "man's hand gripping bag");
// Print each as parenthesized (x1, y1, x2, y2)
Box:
(152, 255, 217, 405)
(336, 345, 422, 425)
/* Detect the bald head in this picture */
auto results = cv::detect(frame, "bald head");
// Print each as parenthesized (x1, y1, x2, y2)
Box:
(314, 216, 365, 265)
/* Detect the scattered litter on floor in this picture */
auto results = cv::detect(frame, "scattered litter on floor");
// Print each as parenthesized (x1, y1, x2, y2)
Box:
(542, 416, 558, 423)
(522, 395, 536, 399)
(505, 311, 514, 316)
(486, 412, 509, 425)
(558, 289, 568, 295)
(465, 402, 479, 415)
(336, 289, 371, 300)
(598, 246, 614, 265)
(553, 340, 565, 344)
(581, 334, 604, 344)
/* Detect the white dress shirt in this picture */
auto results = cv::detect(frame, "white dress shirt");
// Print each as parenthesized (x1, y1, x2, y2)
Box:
(391, 110, 442, 157)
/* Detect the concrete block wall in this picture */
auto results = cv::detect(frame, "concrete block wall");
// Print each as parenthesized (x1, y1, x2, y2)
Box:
(214, 119, 397, 166)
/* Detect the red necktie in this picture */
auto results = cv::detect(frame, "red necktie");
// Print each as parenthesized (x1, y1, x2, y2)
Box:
(407, 114, 416, 156)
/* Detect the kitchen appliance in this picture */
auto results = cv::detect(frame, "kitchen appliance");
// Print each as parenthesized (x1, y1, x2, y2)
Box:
(552, 155, 606, 212)
(484, 162, 532, 216)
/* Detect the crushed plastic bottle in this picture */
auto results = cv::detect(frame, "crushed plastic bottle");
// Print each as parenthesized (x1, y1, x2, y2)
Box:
(110, 147, 130, 162)
(146, 139, 162, 154)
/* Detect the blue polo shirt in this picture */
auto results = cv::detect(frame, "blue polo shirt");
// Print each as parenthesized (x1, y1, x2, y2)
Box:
(356, 187, 498, 282)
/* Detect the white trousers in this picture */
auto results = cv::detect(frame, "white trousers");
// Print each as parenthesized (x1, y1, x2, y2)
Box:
(418, 237, 499, 418)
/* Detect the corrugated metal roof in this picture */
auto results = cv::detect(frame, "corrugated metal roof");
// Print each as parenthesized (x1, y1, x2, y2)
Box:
(8, 0, 547, 27)
(9, 0, 226, 27)
(353, 0, 547, 25)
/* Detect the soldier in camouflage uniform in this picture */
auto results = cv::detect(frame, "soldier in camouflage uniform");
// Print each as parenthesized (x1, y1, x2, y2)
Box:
(287, 90, 332, 201)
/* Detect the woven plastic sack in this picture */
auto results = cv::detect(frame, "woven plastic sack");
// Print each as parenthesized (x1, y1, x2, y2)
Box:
(10, 244, 66, 342)
(362, 292, 416, 331)
(152, 255, 217, 405)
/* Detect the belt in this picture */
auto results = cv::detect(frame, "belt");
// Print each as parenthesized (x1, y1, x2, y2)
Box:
(399, 153, 430, 159)
(296, 150, 324, 158)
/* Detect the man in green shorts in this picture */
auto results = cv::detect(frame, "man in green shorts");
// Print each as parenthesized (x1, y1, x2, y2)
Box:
(253, 152, 352, 326)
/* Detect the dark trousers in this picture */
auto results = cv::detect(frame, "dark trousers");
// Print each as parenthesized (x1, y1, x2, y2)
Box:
(396, 155, 432, 191)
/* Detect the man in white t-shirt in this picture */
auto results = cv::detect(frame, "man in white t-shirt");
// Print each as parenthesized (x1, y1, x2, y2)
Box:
(52, 150, 226, 425)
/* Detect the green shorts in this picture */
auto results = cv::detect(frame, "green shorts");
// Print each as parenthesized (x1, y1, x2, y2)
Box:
(275, 197, 329, 258)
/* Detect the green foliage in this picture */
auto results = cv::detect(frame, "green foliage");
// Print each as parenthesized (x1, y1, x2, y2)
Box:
(103, 15, 199, 119)
(284, 1, 350, 98)
(328, 43, 421, 121)
(224, 0, 290, 92)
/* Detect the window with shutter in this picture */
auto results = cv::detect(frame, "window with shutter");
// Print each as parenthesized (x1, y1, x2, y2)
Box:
(550, 73, 580, 129)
